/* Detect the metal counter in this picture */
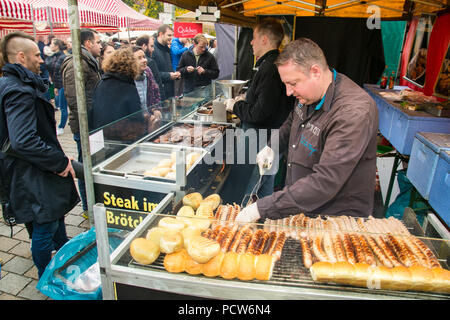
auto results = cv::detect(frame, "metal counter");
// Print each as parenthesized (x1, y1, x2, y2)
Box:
(94, 200, 450, 300)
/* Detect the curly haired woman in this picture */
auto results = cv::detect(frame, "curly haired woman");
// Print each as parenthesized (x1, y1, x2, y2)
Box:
(89, 48, 146, 141)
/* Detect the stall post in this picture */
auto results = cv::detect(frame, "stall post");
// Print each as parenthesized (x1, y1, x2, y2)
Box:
(67, 0, 96, 226)
(93, 204, 115, 300)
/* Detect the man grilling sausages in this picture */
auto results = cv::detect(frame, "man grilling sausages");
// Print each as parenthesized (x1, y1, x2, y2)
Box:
(235, 38, 379, 222)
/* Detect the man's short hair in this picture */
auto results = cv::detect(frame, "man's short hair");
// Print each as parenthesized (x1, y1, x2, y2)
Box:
(0, 31, 34, 66)
(275, 38, 328, 72)
(255, 18, 284, 49)
(193, 34, 207, 45)
(157, 24, 173, 37)
(136, 35, 149, 47)
(80, 28, 98, 45)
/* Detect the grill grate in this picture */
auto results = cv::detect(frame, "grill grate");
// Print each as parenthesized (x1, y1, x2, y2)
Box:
(128, 237, 449, 299)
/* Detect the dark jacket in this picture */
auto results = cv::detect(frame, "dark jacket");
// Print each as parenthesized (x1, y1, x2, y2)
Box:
(233, 49, 294, 130)
(61, 46, 101, 134)
(177, 49, 220, 93)
(152, 40, 174, 99)
(45, 50, 66, 89)
(257, 72, 378, 219)
(90, 72, 146, 141)
(145, 51, 164, 101)
(0, 63, 79, 224)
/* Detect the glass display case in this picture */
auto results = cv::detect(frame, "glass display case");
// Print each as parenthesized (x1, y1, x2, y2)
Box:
(93, 196, 450, 300)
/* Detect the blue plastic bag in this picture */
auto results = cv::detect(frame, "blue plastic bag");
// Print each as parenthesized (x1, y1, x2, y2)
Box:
(386, 169, 426, 224)
(36, 227, 123, 300)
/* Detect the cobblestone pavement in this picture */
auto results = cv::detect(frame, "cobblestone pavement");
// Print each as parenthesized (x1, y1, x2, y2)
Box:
(0, 110, 91, 300)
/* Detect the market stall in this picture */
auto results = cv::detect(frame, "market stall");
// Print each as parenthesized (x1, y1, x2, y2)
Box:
(58, 0, 450, 301)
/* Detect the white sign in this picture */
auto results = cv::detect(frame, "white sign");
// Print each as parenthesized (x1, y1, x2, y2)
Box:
(89, 130, 104, 155)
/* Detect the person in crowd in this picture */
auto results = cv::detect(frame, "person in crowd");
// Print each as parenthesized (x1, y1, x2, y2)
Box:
(132, 46, 162, 133)
(130, 37, 137, 46)
(89, 48, 147, 141)
(208, 38, 218, 59)
(99, 41, 115, 74)
(0, 32, 79, 278)
(136, 34, 164, 100)
(133, 46, 161, 109)
(61, 28, 101, 218)
(224, 18, 295, 200)
(64, 38, 72, 55)
(235, 38, 379, 223)
(171, 37, 188, 96)
(37, 35, 50, 100)
(152, 24, 180, 99)
(45, 38, 68, 135)
(177, 33, 220, 93)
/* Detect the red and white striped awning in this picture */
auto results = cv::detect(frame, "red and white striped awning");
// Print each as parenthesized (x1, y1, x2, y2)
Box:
(23, 0, 120, 27)
(83, 0, 161, 30)
(0, 0, 33, 20)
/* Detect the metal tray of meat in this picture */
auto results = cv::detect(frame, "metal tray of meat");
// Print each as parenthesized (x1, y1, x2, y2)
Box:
(146, 121, 232, 151)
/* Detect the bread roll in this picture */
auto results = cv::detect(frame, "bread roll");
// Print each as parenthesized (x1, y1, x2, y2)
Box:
(385, 266, 412, 291)
(200, 194, 221, 211)
(220, 252, 239, 280)
(255, 254, 275, 281)
(176, 205, 195, 224)
(158, 217, 185, 231)
(183, 192, 203, 210)
(170, 151, 176, 163)
(237, 253, 256, 281)
(145, 227, 166, 246)
(203, 251, 225, 277)
(196, 204, 214, 219)
(431, 267, 450, 294)
(160, 232, 183, 254)
(157, 158, 173, 168)
(185, 216, 211, 231)
(186, 152, 201, 166)
(182, 226, 202, 249)
(332, 261, 355, 285)
(143, 169, 161, 177)
(409, 265, 434, 292)
(349, 263, 371, 287)
(184, 253, 204, 275)
(164, 249, 188, 273)
(187, 235, 220, 263)
(165, 171, 176, 180)
(310, 262, 334, 283)
(130, 238, 160, 265)
(367, 265, 392, 290)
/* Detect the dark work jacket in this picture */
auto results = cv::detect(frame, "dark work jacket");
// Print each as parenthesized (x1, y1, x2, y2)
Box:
(152, 40, 174, 99)
(0, 63, 79, 224)
(257, 73, 378, 219)
(90, 72, 147, 142)
(233, 49, 294, 130)
(177, 49, 219, 93)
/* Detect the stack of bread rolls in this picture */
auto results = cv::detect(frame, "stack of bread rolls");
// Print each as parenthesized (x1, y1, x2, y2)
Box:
(164, 201, 288, 281)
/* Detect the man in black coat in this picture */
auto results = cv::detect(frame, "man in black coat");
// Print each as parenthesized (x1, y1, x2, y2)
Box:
(152, 25, 180, 99)
(0, 32, 79, 278)
(177, 34, 220, 93)
(222, 19, 295, 202)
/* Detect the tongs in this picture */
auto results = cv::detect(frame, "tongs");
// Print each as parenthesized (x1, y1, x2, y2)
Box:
(240, 159, 270, 208)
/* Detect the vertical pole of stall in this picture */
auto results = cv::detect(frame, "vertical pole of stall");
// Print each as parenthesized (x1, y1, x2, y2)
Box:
(127, 17, 131, 41)
(67, 0, 95, 226)
(31, 6, 36, 39)
(47, 6, 53, 35)
(233, 25, 238, 80)
(93, 204, 115, 300)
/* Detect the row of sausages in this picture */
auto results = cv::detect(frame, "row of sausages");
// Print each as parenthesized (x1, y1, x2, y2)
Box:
(264, 213, 441, 270)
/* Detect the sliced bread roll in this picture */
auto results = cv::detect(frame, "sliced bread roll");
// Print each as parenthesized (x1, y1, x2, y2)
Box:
(130, 238, 160, 265)
(187, 235, 220, 263)
(183, 192, 203, 210)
